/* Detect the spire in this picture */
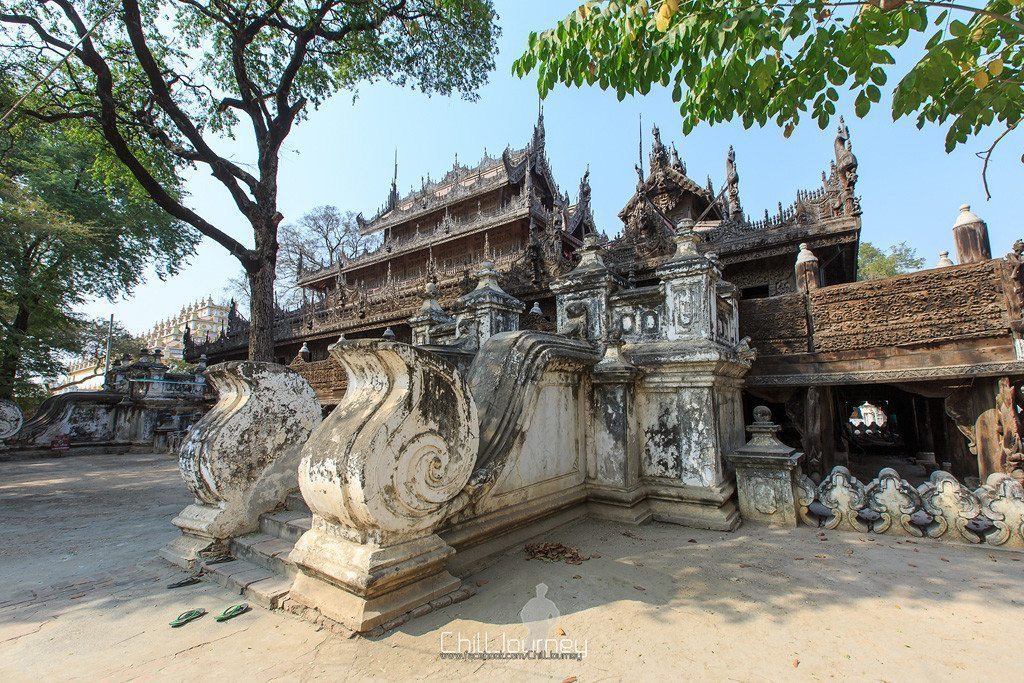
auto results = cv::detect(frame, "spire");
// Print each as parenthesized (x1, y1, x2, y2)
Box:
(532, 102, 546, 153)
(670, 142, 686, 175)
(638, 112, 644, 179)
(386, 148, 399, 212)
(649, 124, 669, 172)
(726, 145, 742, 219)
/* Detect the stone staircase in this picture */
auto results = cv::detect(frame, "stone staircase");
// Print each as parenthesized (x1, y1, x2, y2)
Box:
(199, 491, 311, 609)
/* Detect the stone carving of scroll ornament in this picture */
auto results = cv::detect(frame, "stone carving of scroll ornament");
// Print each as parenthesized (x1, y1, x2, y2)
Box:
(165, 362, 322, 565)
(817, 466, 869, 532)
(918, 470, 983, 543)
(288, 340, 483, 630)
(794, 473, 819, 527)
(296, 340, 480, 540)
(977, 473, 1024, 549)
(865, 467, 924, 537)
(797, 466, 1024, 550)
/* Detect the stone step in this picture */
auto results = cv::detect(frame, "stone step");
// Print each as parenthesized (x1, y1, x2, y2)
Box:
(229, 532, 298, 578)
(199, 557, 292, 610)
(285, 491, 310, 514)
(260, 510, 312, 543)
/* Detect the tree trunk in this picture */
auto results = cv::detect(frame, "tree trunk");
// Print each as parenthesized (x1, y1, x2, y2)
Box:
(247, 255, 277, 363)
(0, 304, 31, 401)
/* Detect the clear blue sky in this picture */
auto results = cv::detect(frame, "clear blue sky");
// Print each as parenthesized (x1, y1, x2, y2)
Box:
(83, 1, 1022, 334)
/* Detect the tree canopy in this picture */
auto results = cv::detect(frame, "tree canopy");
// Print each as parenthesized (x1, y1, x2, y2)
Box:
(0, 116, 193, 404)
(0, 0, 500, 360)
(513, 1, 1023, 194)
(857, 240, 925, 279)
(226, 205, 380, 309)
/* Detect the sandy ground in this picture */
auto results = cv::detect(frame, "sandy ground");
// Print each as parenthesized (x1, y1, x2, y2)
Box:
(1, 452, 1023, 682)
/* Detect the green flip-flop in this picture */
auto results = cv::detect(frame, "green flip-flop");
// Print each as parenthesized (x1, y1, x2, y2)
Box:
(169, 608, 206, 628)
(214, 603, 249, 622)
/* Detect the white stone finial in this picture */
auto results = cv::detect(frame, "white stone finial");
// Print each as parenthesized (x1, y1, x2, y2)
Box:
(954, 203, 983, 228)
(796, 243, 818, 264)
(573, 233, 607, 271)
(474, 259, 501, 290)
(936, 251, 955, 268)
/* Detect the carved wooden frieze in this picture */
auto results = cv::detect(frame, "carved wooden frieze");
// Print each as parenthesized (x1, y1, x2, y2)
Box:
(810, 261, 1007, 352)
(738, 293, 808, 356)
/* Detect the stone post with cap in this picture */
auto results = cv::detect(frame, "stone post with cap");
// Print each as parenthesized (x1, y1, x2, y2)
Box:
(952, 204, 992, 264)
(550, 233, 619, 346)
(726, 406, 804, 528)
(455, 258, 525, 349)
(795, 242, 820, 293)
(409, 281, 454, 346)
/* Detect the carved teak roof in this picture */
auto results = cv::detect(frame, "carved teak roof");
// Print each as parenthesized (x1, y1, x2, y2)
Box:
(355, 111, 563, 237)
(613, 121, 862, 269)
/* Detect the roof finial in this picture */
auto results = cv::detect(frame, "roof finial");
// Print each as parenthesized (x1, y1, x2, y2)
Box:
(638, 112, 644, 179)
(386, 148, 399, 212)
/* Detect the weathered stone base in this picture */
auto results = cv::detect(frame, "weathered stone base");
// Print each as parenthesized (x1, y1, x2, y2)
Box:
(171, 502, 225, 538)
(644, 480, 741, 531)
(282, 583, 477, 638)
(442, 487, 588, 576)
(586, 485, 652, 525)
(288, 526, 460, 632)
(158, 532, 217, 569)
(587, 499, 653, 525)
(288, 569, 460, 633)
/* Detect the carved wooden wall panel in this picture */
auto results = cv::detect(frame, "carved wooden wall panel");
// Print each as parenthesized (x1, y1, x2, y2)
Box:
(290, 356, 348, 402)
(809, 261, 1008, 352)
(739, 293, 808, 356)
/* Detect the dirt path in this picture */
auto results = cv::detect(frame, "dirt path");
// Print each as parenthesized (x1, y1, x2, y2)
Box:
(1, 453, 1022, 681)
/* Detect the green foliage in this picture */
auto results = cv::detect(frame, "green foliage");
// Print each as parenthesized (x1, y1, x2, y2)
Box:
(0, 117, 194, 400)
(514, 1, 1023, 158)
(857, 240, 925, 280)
(0, 0, 500, 361)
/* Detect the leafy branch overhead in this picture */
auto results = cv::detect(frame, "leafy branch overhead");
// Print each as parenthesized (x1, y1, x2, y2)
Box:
(514, 0, 1023, 177)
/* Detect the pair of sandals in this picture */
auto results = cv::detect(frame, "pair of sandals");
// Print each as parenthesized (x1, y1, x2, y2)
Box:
(170, 603, 249, 627)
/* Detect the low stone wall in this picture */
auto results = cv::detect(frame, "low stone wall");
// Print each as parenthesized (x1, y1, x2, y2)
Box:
(3, 390, 204, 457)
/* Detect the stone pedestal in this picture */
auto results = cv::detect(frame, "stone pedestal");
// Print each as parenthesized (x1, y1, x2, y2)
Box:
(409, 281, 454, 346)
(455, 260, 524, 348)
(288, 341, 479, 632)
(161, 362, 321, 567)
(620, 226, 752, 531)
(726, 406, 803, 527)
(587, 342, 649, 524)
(550, 234, 618, 345)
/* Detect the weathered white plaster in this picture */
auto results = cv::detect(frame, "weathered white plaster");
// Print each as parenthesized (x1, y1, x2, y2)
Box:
(162, 362, 320, 567)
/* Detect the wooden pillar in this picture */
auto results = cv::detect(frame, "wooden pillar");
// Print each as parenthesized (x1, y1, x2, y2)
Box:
(912, 396, 938, 472)
(791, 386, 837, 479)
(952, 204, 992, 264)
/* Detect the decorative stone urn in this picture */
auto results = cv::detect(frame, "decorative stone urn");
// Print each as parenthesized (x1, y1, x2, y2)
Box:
(161, 362, 321, 567)
(288, 339, 480, 632)
(726, 406, 803, 527)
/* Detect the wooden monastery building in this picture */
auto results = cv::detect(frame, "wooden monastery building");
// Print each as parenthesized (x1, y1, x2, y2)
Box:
(190, 113, 1024, 489)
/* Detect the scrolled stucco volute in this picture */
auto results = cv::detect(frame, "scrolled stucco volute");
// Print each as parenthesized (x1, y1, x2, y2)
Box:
(172, 361, 321, 543)
(298, 340, 480, 542)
